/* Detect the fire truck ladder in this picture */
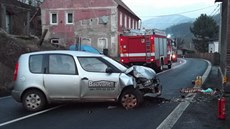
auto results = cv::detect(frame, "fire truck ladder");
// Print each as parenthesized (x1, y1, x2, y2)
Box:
(145, 35, 151, 63)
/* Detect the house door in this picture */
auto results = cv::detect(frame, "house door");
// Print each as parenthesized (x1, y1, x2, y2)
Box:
(5, 13, 11, 33)
(98, 38, 108, 52)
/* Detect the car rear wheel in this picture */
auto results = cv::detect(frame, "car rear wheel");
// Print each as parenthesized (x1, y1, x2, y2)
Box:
(22, 90, 46, 112)
(120, 88, 143, 109)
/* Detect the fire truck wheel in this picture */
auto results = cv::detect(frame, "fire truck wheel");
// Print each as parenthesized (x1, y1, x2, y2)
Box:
(156, 66, 163, 73)
(119, 88, 143, 109)
(168, 63, 172, 69)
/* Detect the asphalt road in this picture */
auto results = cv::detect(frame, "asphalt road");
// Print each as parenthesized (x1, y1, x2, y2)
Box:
(0, 58, 208, 129)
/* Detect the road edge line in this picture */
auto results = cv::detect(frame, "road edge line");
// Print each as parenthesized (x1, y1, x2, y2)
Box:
(0, 105, 63, 127)
(0, 96, 11, 100)
(201, 60, 212, 85)
(158, 58, 187, 75)
(156, 93, 196, 129)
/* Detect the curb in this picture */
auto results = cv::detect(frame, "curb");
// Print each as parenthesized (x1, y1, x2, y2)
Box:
(201, 60, 212, 85)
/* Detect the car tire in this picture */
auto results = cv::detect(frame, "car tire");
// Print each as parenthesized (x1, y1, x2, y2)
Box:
(22, 90, 47, 112)
(168, 62, 172, 69)
(119, 88, 143, 109)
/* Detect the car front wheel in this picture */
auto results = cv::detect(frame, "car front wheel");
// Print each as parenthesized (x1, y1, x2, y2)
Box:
(22, 90, 46, 112)
(119, 88, 143, 109)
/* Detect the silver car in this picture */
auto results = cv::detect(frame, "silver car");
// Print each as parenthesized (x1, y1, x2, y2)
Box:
(12, 50, 162, 111)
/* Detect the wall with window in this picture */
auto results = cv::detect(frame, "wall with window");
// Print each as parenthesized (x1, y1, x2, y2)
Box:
(41, 0, 140, 57)
(117, 8, 140, 32)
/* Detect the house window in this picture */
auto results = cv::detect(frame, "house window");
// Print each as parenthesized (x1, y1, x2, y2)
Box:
(98, 38, 108, 52)
(129, 17, 131, 28)
(66, 12, 73, 24)
(124, 15, 127, 28)
(135, 21, 137, 29)
(81, 38, 91, 45)
(50, 38, 59, 44)
(50, 12, 58, 25)
(132, 20, 134, 29)
(120, 12, 122, 26)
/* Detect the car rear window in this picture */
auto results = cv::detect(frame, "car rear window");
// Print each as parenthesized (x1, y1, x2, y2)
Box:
(29, 55, 43, 73)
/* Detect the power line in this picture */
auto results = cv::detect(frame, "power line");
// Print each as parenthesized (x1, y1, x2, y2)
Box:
(212, 8, 220, 17)
(140, 5, 217, 18)
(210, 4, 220, 16)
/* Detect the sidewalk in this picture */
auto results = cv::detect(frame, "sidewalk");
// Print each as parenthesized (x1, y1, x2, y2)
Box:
(173, 66, 230, 129)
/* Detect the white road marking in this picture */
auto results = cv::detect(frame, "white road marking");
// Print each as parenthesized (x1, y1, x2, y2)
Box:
(0, 105, 63, 127)
(158, 59, 187, 75)
(202, 60, 212, 84)
(0, 96, 11, 100)
(156, 93, 196, 129)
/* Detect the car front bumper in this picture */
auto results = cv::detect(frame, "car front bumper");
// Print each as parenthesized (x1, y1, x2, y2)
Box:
(140, 84, 162, 97)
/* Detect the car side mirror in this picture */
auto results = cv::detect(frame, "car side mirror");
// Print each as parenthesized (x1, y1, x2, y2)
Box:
(106, 67, 113, 73)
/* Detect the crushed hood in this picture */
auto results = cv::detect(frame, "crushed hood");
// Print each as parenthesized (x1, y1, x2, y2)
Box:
(125, 66, 156, 79)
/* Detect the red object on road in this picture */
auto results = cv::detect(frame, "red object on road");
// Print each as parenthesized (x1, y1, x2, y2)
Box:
(218, 97, 226, 120)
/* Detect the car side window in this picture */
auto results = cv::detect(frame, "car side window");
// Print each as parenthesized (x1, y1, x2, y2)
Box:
(48, 54, 76, 74)
(29, 55, 43, 73)
(78, 57, 108, 72)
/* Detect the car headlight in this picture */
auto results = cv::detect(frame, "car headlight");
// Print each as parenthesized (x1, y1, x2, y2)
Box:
(143, 79, 153, 87)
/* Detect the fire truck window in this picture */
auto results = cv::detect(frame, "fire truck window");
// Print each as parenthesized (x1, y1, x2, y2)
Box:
(155, 37, 158, 44)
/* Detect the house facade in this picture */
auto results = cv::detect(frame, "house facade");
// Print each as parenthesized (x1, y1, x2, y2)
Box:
(208, 41, 219, 53)
(40, 0, 140, 57)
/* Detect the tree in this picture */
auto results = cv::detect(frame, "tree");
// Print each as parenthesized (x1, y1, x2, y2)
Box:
(175, 37, 185, 49)
(190, 14, 218, 52)
(18, 0, 43, 7)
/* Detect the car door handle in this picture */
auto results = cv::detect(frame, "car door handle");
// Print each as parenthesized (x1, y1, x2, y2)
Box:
(81, 77, 88, 80)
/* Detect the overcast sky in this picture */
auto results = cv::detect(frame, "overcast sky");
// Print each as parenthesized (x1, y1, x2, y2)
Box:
(122, 0, 221, 21)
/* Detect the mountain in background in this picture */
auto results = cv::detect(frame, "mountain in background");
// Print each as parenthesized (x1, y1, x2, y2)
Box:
(142, 14, 194, 30)
(143, 14, 221, 50)
(165, 22, 194, 50)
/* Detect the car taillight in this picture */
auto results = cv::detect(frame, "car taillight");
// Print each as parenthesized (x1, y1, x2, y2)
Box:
(13, 63, 19, 81)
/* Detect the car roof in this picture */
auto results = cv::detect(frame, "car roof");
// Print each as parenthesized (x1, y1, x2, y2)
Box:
(22, 50, 103, 57)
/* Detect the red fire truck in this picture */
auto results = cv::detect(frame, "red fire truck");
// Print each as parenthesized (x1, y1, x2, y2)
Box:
(119, 29, 173, 72)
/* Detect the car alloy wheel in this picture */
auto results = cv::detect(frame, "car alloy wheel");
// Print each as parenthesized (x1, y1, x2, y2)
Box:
(120, 89, 143, 109)
(22, 90, 46, 112)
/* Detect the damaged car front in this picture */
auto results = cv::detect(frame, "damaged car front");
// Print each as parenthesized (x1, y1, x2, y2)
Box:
(117, 65, 162, 109)
(125, 66, 162, 97)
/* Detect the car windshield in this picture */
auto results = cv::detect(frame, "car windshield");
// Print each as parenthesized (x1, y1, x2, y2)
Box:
(103, 56, 127, 72)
